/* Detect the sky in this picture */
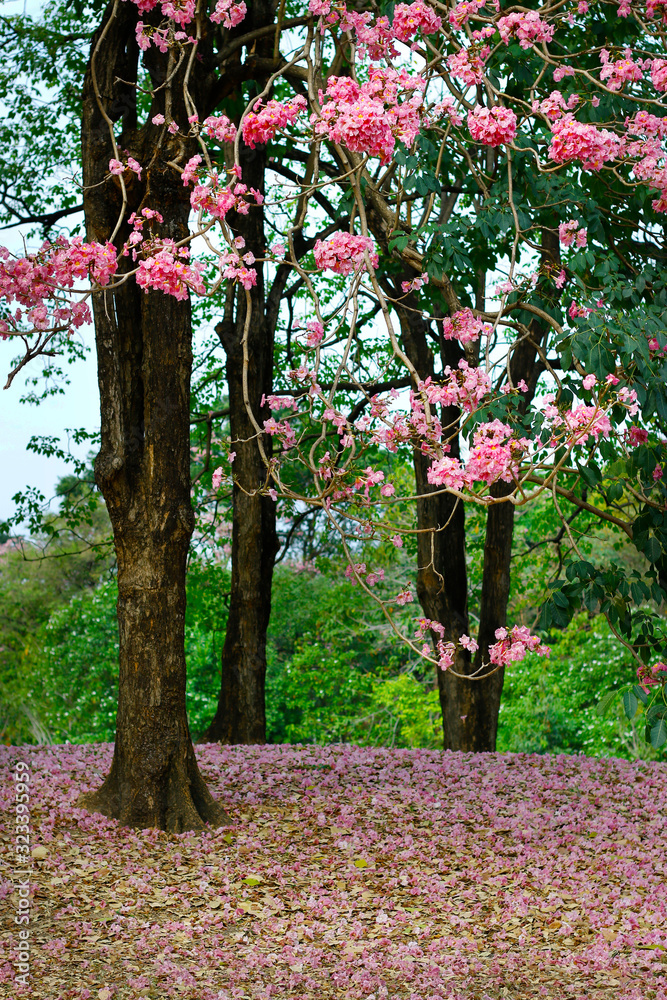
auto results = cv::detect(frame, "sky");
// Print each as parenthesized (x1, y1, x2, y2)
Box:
(0, 333, 100, 524)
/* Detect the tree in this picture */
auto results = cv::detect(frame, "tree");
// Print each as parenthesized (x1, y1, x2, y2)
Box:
(2, 0, 667, 834)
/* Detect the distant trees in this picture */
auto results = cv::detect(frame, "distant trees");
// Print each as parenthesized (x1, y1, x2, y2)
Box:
(2, 0, 667, 831)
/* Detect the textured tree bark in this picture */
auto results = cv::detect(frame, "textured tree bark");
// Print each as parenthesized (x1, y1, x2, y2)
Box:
(77, 3, 228, 830)
(198, 0, 279, 745)
(395, 274, 551, 752)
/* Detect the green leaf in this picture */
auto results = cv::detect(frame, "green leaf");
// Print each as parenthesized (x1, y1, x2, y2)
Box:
(632, 684, 648, 706)
(650, 719, 667, 749)
(389, 233, 410, 253)
(623, 689, 638, 720)
(595, 690, 618, 718)
(353, 858, 369, 868)
(241, 876, 262, 886)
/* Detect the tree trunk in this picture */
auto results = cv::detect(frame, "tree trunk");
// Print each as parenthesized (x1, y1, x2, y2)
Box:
(198, 2, 279, 745)
(394, 228, 555, 750)
(77, 3, 227, 830)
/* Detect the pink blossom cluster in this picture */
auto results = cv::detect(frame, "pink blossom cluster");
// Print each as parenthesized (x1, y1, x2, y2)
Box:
(414, 619, 480, 670)
(468, 105, 518, 146)
(448, 45, 490, 87)
(448, 0, 484, 28)
(419, 361, 492, 414)
(136, 243, 205, 300)
(429, 95, 463, 127)
(109, 156, 142, 179)
(441, 307, 491, 344)
(559, 221, 588, 247)
(392, 1, 442, 41)
(427, 421, 528, 491)
(466, 420, 529, 484)
(211, 0, 247, 28)
(546, 403, 611, 444)
(647, 0, 667, 19)
(121, 207, 165, 259)
(190, 176, 264, 221)
(313, 232, 379, 276)
(263, 416, 297, 449)
(262, 393, 299, 412)
(126, 0, 246, 30)
(242, 96, 307, 149)
(308, 1, 441, 58)
(314, 69, 425, 163)
(0, 237, 117, 337)
(625, 115, 667, 212)
(344, 562, 385, 588)
(401, 273, 429, 294)
(532, 90, 578, 122)
(627, 425, 649, 446)
(651, 58, 667, 91)
(217, 247, 257, 290)
(549, 116, 623, 171)
(308, 3, 395, 59)
(553, 63, 576, 82)
(488, 625, 550, 666)
(497, 12, 554, 49)
(202, 114, 238, 144)
(599, 48, 642, 91)
(637, 661, 667, 693)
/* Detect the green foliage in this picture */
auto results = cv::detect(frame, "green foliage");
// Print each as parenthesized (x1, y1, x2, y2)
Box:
(265, 566, 441, 749)
(497, 613, 664, 761)
(0, 483, 112, 744)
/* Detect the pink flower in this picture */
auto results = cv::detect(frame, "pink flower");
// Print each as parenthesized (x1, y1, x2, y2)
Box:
(212, 467, 224, 490)
(489, 625, 550, 666)
(448, 46, 490, 87)
(563, 404, 611, 443)
(136, 248, 205, 300)
(305, 320, 324, 347)
(460, 634, 479, 653)
(654, 464, 663, 481)
(468, 105, 517, 146)
(441, 307, 491, 344)
(395, 586, 413, 605)
(427, 455, 467, 490)
(313, 233, 379, 276)
(152, 113, 166, 125)
(392, 1, 442, 41)
(181, 154, 202, 186)
(109, 158, 124, 175)
(599, 48, 642, 91)
(651, 58, 667, 91)
(549, 115, 623, 170)
(211, 0, 247, 28)
(242, 96, 307, 148)
(627, 425, 648, 446)
(203, 114, 237, 144)
(582, 374, 597, 389)
(126, 157, 142, 178)
(498, 11, 554, 49)
(448, 1, 483, 27)
(313, 68, 426, 163)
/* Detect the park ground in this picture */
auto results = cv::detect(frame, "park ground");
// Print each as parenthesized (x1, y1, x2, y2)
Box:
(1, 743, 666, 999)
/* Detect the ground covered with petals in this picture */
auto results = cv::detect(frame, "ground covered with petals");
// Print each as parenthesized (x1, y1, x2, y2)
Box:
(2, 744, 667, 999)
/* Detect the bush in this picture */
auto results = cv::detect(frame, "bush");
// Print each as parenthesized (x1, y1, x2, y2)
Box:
(497, 612, 664, 760)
